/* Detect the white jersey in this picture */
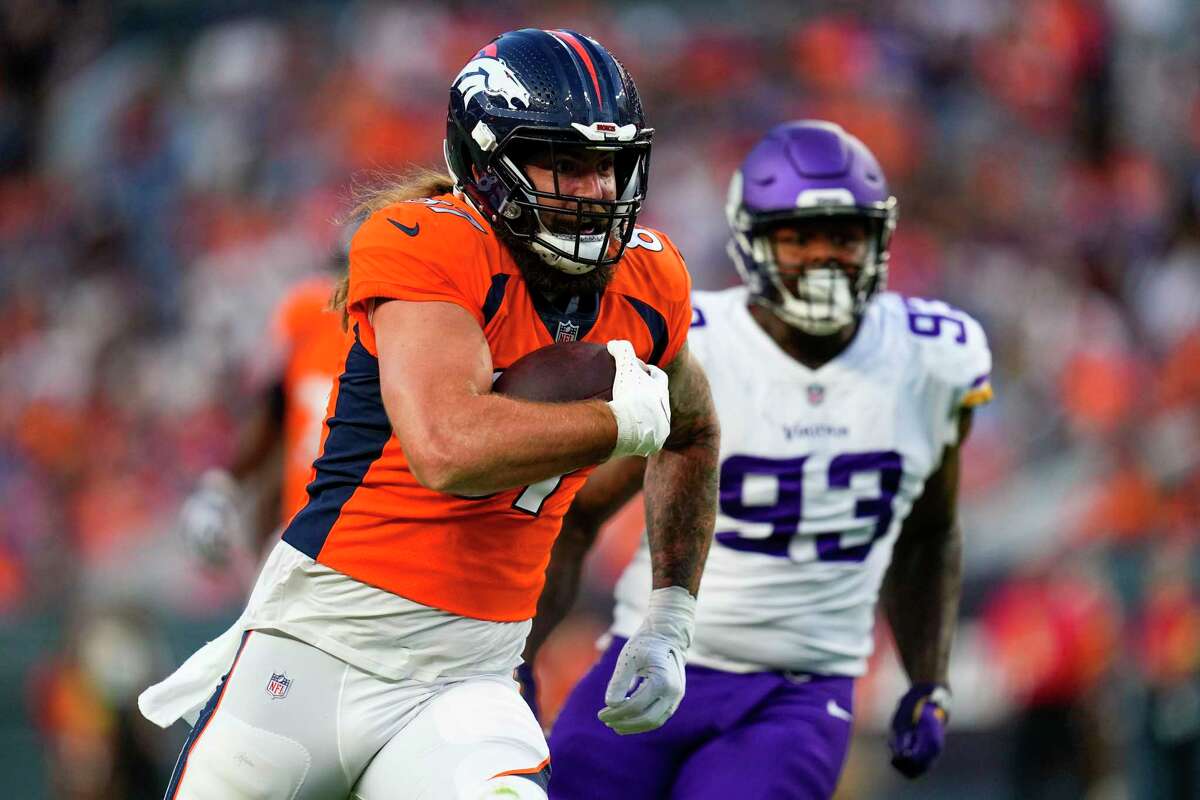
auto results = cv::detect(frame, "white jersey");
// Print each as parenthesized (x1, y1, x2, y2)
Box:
(611, 288, 993, 677)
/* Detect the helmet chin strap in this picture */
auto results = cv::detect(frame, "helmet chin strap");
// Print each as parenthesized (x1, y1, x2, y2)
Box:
(498, 151, 647, 275)
(531, 235, 601, 274)
(768, 296, 852, 336)
(499, 153, 605, 275)
(730, 235, 848, 335)
(753, 235, 867, 336)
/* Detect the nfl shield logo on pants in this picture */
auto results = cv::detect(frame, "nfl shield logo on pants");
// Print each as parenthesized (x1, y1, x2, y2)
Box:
(266, 672, 291, 699)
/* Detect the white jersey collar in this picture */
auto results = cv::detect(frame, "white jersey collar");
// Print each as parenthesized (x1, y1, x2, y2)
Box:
(729, 289, 884, 379)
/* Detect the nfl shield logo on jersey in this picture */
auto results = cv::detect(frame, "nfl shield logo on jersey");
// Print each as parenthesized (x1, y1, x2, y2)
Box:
(555, 320, 580, 343)
(266, 672, 291, 699)
(807, 383, 825, 405)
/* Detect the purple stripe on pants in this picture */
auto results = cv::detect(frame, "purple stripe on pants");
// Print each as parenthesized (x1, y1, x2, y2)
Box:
(548, 638, 854, 800)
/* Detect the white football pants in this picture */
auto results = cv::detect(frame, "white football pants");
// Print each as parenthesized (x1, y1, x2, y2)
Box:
(164, 629, 549, 800)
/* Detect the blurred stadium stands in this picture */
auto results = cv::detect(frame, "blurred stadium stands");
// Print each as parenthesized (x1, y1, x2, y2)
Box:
(0, 0, 1197, 797)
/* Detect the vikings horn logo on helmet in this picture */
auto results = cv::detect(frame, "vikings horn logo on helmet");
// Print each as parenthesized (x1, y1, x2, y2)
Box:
(453, 58, 532, 111)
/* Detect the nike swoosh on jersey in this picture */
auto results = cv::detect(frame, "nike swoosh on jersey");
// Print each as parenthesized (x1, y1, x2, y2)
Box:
(826, 699, 853, 721)
(387, 218, 420, 237)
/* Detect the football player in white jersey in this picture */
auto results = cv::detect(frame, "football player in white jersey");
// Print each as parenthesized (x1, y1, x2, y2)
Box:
(523, 120, 994, 799)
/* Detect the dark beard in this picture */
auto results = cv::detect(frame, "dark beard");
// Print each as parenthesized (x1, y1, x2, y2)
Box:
(498, 227, 617, 301)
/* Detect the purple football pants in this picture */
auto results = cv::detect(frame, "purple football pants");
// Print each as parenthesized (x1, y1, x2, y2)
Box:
(548, 638, 854, 800)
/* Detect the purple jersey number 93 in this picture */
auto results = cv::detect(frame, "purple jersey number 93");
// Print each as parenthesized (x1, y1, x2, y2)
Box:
(715, 451, 902, 562)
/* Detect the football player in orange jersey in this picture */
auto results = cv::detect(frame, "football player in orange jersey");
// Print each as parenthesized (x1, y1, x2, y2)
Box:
(141, 29, 719, 800)
(177, 249, 353, 575)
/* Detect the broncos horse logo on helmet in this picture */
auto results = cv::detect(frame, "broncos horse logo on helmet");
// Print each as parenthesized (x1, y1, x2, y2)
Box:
(452, 58, 532, 111)
(726, 120, 898, 335)
(445, 29, 652, 275)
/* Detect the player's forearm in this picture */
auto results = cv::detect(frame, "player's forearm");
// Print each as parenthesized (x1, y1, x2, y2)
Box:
(643, 422, 719, 594)
(882, 521, 963, 685)
(401, 393, 618, 495)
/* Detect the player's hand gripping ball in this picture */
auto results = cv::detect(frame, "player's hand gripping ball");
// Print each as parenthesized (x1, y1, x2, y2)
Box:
(888, 683, 951, 778)
(492, 339, 670, 460)
(603, 340, 670, 458)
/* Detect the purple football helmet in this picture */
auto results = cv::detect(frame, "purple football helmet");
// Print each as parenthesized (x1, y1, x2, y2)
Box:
(726, 120, 897, 334)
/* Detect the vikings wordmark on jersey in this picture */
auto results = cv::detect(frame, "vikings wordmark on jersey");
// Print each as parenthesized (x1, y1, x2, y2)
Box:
(611, 287, 992, 677)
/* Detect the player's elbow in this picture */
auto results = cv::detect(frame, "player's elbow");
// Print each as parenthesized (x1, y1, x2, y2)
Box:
(696, 414, 721, 449)
(664, 411, 720, 454)
(384, 394, 477, 493)
(406, 447, 457, 493)
(392, 414, 471, 493)
(404, 435, 477, 494)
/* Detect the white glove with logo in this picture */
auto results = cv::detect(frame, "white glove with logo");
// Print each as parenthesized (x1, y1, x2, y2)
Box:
(598, 586, 696, 735)
(606, 339, 671, 459)
(177, 469, 245, 567)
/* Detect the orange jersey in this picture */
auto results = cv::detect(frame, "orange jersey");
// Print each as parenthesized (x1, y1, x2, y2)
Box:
(281, 193, 692, 622)
(270, 275, 353, 524)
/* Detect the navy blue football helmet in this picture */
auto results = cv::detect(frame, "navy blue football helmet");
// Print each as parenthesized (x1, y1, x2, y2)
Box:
(446, 29, 652, 274)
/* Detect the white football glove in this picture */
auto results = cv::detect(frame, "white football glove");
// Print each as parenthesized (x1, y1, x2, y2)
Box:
(177, 469, 244, 567)
(606, 339, 671, 460)
(598, 586, 696, 735)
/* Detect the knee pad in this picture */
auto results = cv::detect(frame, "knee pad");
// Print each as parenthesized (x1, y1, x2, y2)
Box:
(174, 713, 312, 800)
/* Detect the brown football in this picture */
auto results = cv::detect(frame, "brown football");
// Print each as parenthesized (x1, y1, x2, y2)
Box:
(493, 341, 616, 402)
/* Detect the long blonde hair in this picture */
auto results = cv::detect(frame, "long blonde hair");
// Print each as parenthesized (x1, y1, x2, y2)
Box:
(330, 167, 456, 328)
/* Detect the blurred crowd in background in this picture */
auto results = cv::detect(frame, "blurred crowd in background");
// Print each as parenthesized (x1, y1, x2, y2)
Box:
(1, 0, 1198, 798)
